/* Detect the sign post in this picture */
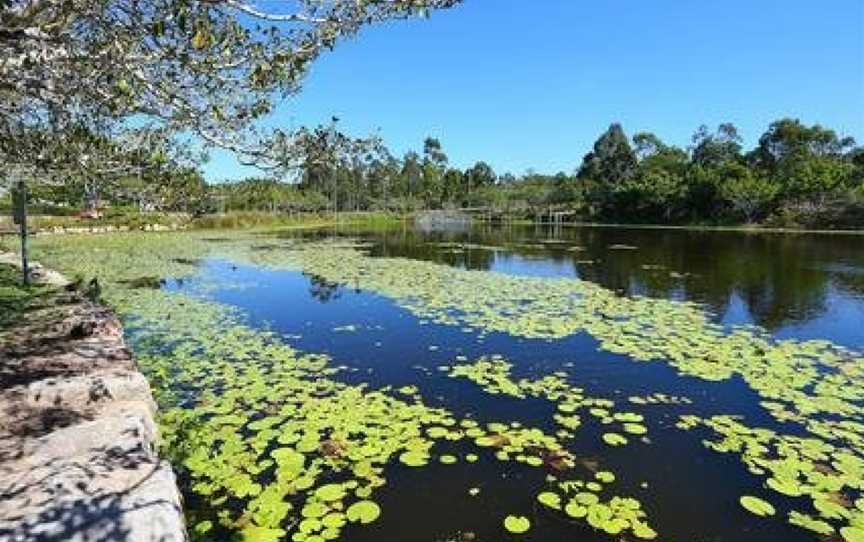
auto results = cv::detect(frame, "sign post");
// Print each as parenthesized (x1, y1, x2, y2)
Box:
(12, 180, 29, 285)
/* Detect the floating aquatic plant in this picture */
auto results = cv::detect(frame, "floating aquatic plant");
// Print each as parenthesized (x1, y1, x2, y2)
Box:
(740, 496, 776, 517)
(447, 356, 648, 447)
(503, 515, 531, 534)
(346, 501, 381, 524)
(27, 231, 864, 542)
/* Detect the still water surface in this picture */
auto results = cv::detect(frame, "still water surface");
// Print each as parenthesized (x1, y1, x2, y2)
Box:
(168, 225, 864, 542)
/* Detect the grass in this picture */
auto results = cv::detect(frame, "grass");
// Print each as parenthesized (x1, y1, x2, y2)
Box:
(0, 210, 406, 234)
(189, 211, 405, 231)
(0, 263, 52, 330)
(0, 212, 188, 232)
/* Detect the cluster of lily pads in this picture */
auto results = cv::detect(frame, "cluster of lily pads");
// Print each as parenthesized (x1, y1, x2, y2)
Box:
(678, 415, 864, 540)
(246, 241, 863, 421)
(27, 232, 637, 541)
(28, 231, 864, 542)
(535, 473, 658, 539)
(445, 355, 649, 446)
(142, 300, 576, 540)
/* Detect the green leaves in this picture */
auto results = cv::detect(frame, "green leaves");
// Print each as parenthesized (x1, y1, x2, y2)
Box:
(346, 501, 381, 524)
(28, 231, 864, 542)
(739, 495, 776, 517)
(841, 526, 864, 542)
(537, 492, 561, 510)
(503, 515, 531, 534)
(602, 433, 628, 447)
(314, 484, 345, 502)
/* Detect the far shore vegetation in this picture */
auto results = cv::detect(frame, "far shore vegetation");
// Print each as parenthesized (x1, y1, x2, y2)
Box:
(3, 118, 862, 233)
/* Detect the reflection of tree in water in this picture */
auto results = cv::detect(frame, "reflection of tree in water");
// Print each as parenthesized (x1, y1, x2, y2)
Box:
(285, 223, 864, 334)
(304, 273, 344, 303)
(565, 229, 848, 331)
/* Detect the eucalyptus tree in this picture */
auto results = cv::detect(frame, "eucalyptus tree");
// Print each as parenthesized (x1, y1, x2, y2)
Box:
(691, 123, 743, 168)
(464, 161, 496, 204)
(293, 119, 390, 214)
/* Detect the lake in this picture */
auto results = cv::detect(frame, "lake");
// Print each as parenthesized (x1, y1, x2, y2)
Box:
(31, 224, 864, 542)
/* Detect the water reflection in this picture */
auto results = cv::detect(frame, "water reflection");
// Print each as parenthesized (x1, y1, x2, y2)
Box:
(304, 272, 345, 303)
(281, 224, 864, 346)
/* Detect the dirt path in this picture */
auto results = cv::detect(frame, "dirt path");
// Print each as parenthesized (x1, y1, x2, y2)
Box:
(0, 253, 186, 541)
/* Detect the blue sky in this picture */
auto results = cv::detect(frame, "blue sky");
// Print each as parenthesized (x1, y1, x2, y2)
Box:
(203, 0, 864, 181)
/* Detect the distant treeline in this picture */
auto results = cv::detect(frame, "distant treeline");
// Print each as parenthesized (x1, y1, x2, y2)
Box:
(215, 118, 864, 228)
(9, 118, 862, 229)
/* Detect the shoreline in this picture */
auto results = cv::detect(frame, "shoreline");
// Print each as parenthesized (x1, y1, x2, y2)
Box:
(0, 252, 186, 541)
(529, 221, 864, 236)
(0, 212, 860, 239)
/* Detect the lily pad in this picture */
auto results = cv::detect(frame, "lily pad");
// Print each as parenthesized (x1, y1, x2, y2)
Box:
(346, 500, 381, 524)
(739, 496, 775, 517)
(537, 492, 561, 510)
(503, 515, 531, 534)
(602, 433, 628, 446)
(841, 526, 864, 542)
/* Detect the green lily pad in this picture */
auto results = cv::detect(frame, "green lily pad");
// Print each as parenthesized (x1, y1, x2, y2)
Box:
(399, 451, 428, 467)
(740, 496, 775, 517)
(346, 500, 381, 524)
(602, 433, 628, 446)
(314, 484, 345, 502)
(321, 512, 346, 529)
(841, 526, 864, 542)
(241, 525, 285, 542)
(564, 501, 587, 518)
(595, 471, 615, 483)
(301, 502, 328, 519)
(537, 492, 561, 510)
(767, 477, 802, 497)
(788, 511, 833, 535)
(632, 521, 658, 540)
(623, 423, 647, 435)
(503, 515, 531, 534)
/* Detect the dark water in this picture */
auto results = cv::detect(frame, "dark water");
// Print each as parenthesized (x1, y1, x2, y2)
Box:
(169, 225, 864, 542)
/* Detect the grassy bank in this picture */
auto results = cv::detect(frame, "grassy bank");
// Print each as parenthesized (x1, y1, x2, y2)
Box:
(0, 212, 188, 232)
(0, 262, 51, 329)
(0, 210, 406, 235)
(189, 211, 405, 230)
(2, 208, 859, 237)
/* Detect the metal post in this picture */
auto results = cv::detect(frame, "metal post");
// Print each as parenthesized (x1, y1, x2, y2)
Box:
(12, 179, 29, 285)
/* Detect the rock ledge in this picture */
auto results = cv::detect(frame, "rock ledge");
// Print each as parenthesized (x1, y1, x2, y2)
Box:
(0, 254, 186, 541)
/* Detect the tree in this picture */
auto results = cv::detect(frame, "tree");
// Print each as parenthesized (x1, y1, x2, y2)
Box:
(749, 119, 858, 206)
(400, 151, 423, 200)
(691, 123, 743, 168)
(1, 1, 462, 283)
(752, 119, 855, 171)
(441, 168, 464, 206)
(578, 123, 637, 183)
(421, 137, 448, 207)
(620, 136, 690, 222)
(464, 161, 496, 205)
(632, 132, 667, 161)
(2, 0, 461, 160)
(719, 163, 779, 223)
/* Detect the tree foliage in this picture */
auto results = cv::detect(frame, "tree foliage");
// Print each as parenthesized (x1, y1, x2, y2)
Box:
(1, 0, 462, 177)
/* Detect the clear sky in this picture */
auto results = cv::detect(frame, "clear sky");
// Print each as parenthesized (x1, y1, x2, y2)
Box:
(203, 0, 864, 182)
